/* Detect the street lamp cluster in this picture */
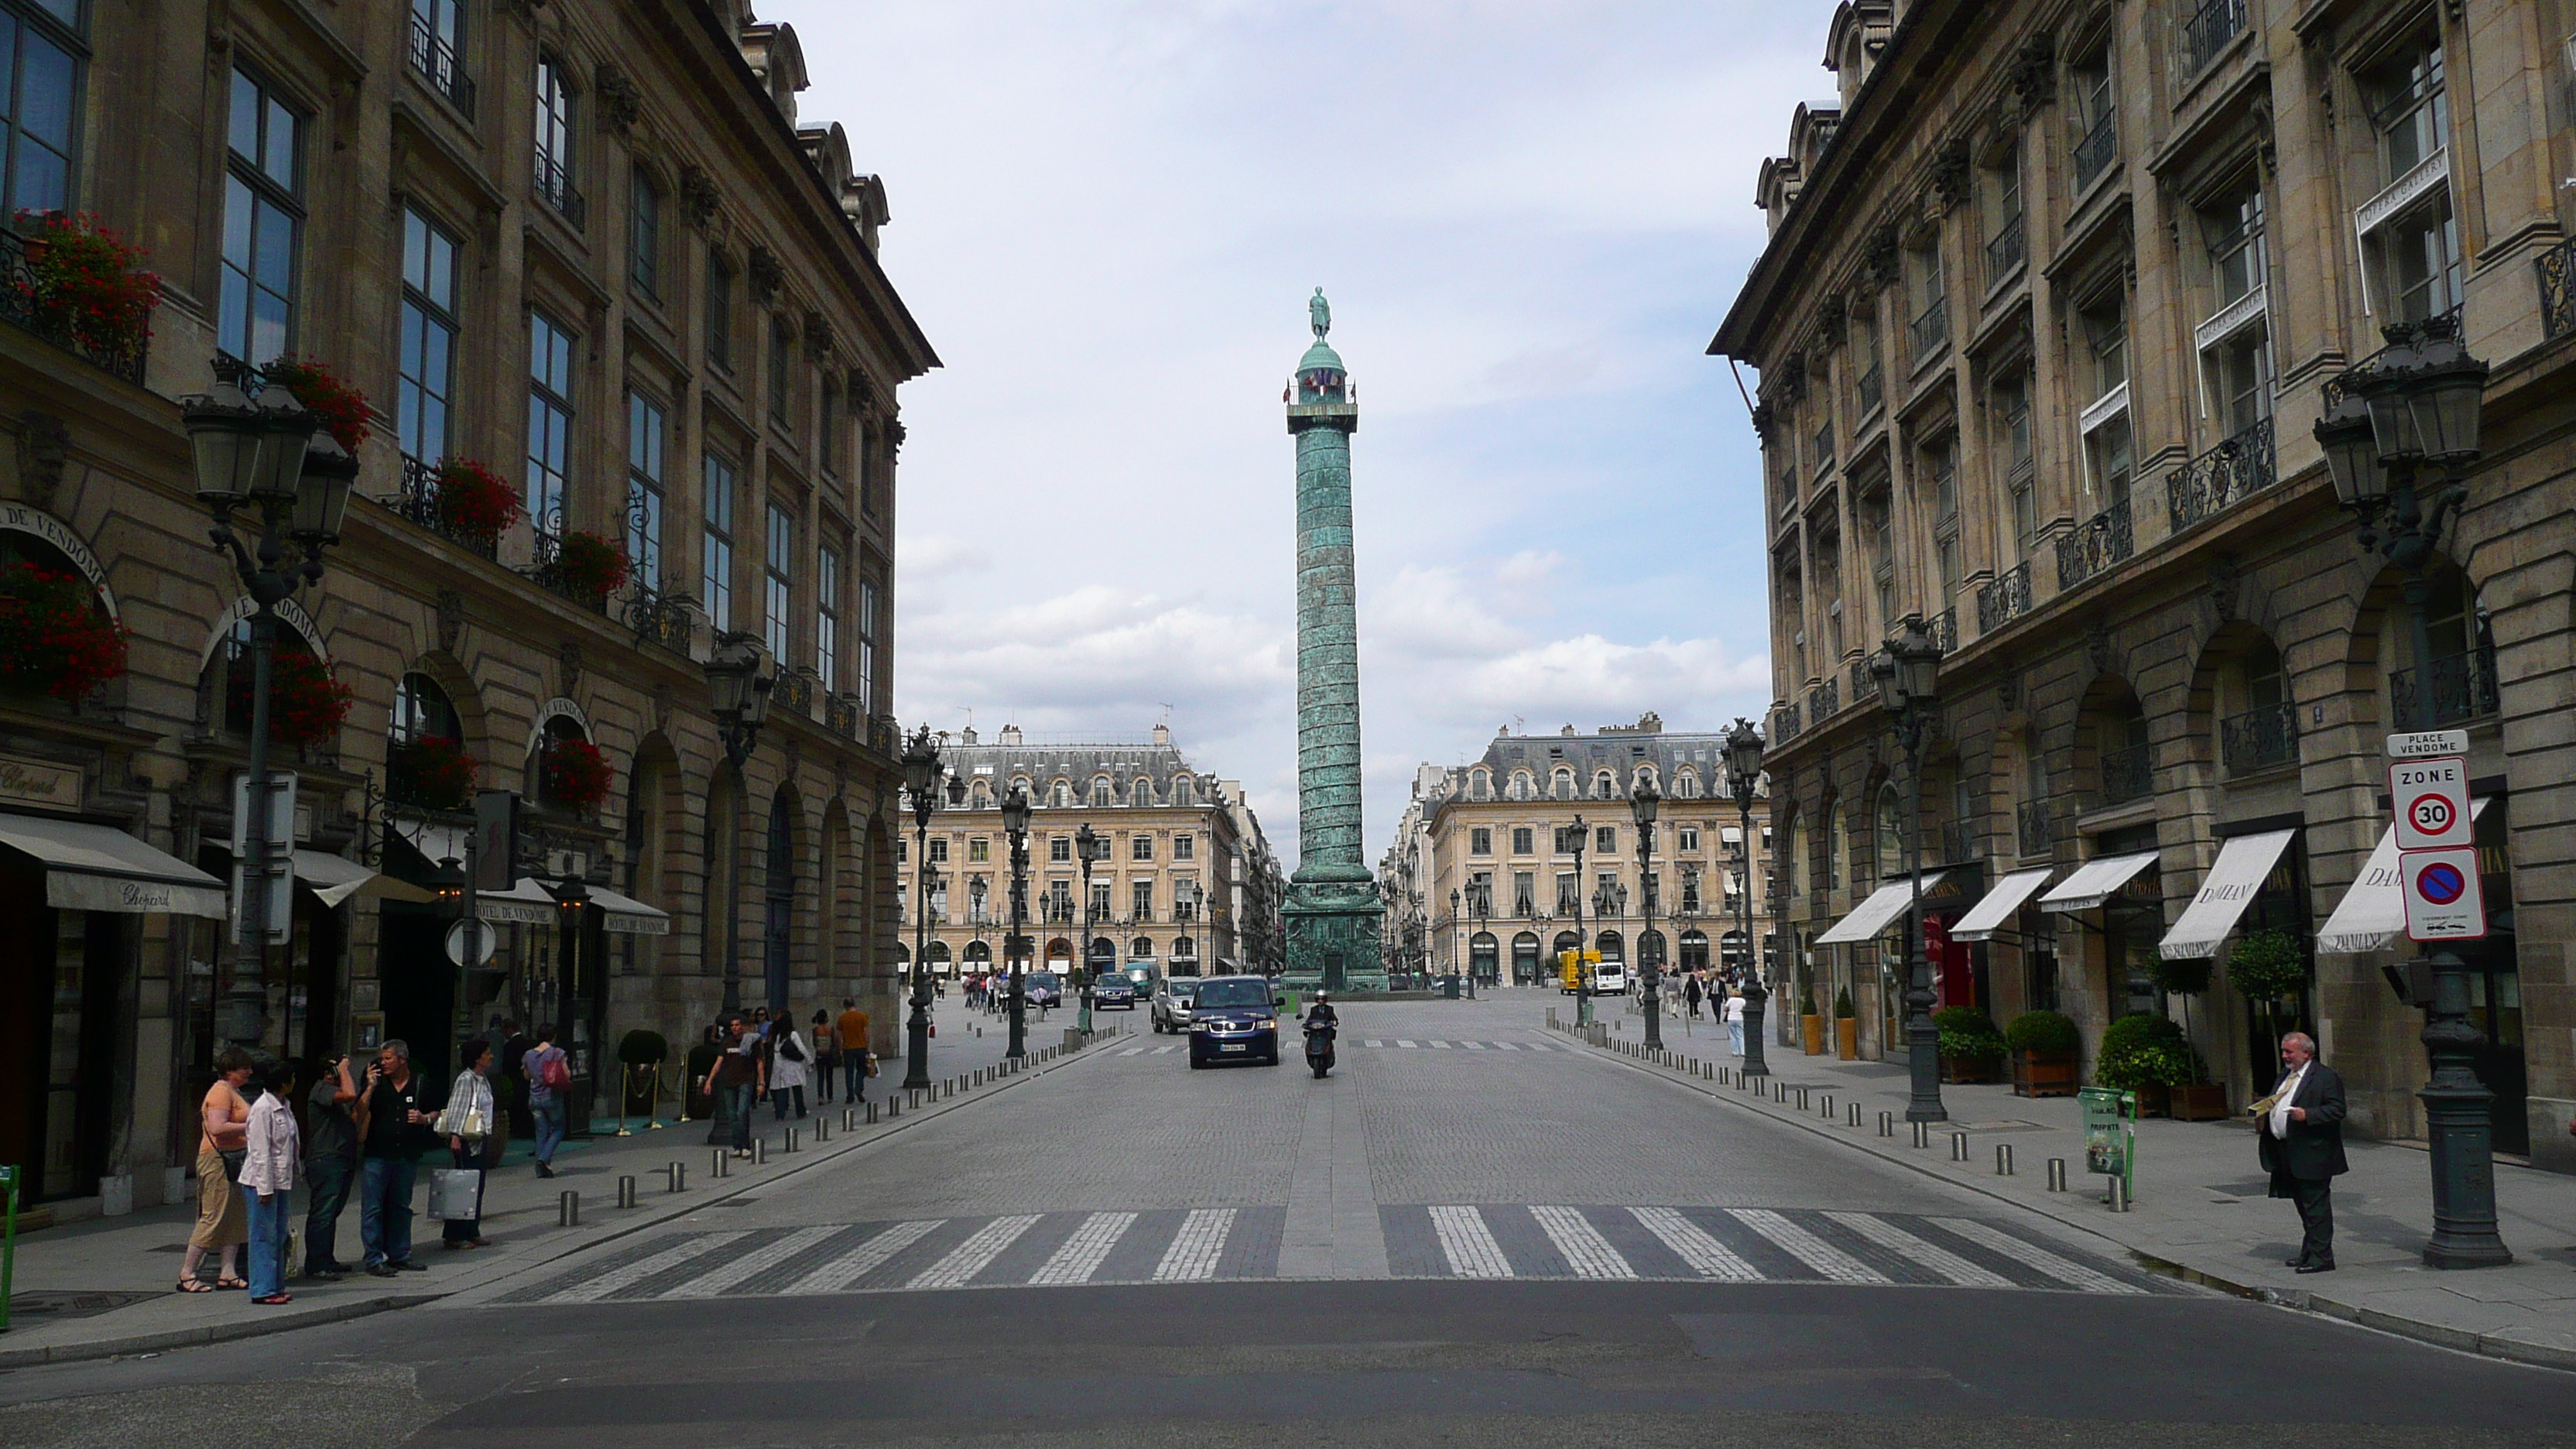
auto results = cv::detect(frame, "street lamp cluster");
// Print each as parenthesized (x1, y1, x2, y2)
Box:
(1872, 619, 1944, 1124)
(900, 728, 1041, 1082)
(1722, 718, 1769, 1080)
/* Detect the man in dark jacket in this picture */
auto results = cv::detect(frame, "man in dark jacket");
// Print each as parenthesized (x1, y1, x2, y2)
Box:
(2257, 1031, 2348, 1273)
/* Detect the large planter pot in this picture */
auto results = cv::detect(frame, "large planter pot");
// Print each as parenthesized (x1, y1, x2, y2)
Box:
(1800, 1014, 1825, 1055)
(2132, 1082, 2172, 1118)
(1834, 1018, 1858, 1060)
(2169, 1081, 2230, 1121)
(1940, 1053, 2003, 1084)
(2012, 1049, 2080, 1098)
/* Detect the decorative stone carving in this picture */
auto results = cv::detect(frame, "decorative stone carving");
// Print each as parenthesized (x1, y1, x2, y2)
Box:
(1864, 224, 1900, 288)
(654, 683, 675, 732)
(15, 410, 68, 512)
(1930, 138, 1972, 211)
(1997, 673, 2020, 714)
(747, 246, 783, 303)
(803, 310, 834, 357)
(1816, 296, 1846, 349)
(2011, 34, 2056, 114)
(2208, 557, 2241, 623)
(559, 639, 583, 694)
(884, 417, 906, 455)
(1749, 400, 1776, 439)
(595, 64, 640, 135)
(2086, 620, 2115, 674)
(783, 735, 803, 777)
(679, 163, 720, 227)
(436, 589, 465, 654)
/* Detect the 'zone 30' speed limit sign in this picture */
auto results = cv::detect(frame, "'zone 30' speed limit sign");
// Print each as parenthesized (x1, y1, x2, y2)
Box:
(2389, 755, 2472, 851)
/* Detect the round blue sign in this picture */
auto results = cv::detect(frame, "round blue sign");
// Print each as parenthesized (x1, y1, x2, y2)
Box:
(2415, 861, 2467, 907)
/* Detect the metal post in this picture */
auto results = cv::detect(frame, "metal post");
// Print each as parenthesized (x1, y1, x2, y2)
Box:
(1639, 809, 1661, 1051)
(1995, 1142, 2014, 1176)
(668, 1160, 686, 1192)
(2418, 950, 2513, 1266)
(1007, 820, 1029, 1059)
(1879, 1111, 1894, 1138)
(1077, 841, 1095, 1036)
(2047, 1157, 2067, 1192)
(617, 1175, 637, 1208)
(558, 1190, 579, 1227)
(1570, 818, 1591, 1029)
(905, 810, 937, 1090)
(228, 601, 280, 1050)
(711, 1149, 728, 1179)
(1901, 720, 1945, 1123)
(1736, 790, 1770, 1079)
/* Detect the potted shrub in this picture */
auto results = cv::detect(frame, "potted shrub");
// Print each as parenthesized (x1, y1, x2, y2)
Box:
(2006, 1009, 2081, 1097)
(618, 1029, 669, 1116)
(553, 529, 631, 607)
(2153, 955, 2229, 1119)
(0, 563, 130, 701)
(2227, 929, 2310, 1060)
(2094, 1011, 2201, 1116)
(259, 356, 372, 451)
(267, 649, 353, 748)
(1798, 981, 1824, 1056)
(1934, 1005, 2007, 1082)
(387, 733, 476, 810)
(15, 210, 162, 360)
(541, 736, 614, 814)
(434, 457, 523, 544)
(1833, 985, 1859, 1060)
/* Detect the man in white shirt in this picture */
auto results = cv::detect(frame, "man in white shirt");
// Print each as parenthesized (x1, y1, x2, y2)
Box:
(2257, 1031, 2348, 1273)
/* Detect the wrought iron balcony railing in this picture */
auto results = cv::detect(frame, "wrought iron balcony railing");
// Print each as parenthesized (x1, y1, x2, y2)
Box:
(384, 454, 499, 560)
(625, 583, 692, 653)
(1976, 560, 2033, 633)
(826, 692, 862, 740)
(1985, 213, 2026, 288)
(2055, 498, 2134, 589)
(2388, 646, 2501, 728)
(772, 670, 815, 718)
(2540, 236, 2576, 340)
(1939, 818, 1980, 864)
(2073, 118, 2118, 192)
(1855, 361, 1882, 417)
(2220, 702, 2300, 775)
(535, 152, 585, 228)
(1909, 296, 1949, 363)
(2016, 800, 2053, 858)
(1929, 607, 1957, 654)
(407, 12, 477, 118)
(0, 226, 148, 384)
(1808, 676, 1838, 721)
(1812, 423, 1834, 478)
(2179, 0, 2249, 77)
(1772, 702, 1801, 742)
(2099, 742, 2153, 806)
(2166, 416, 2276, 535)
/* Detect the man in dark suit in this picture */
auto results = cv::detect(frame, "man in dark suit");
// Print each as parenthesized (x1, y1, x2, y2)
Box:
(2258, 1031, 2348, 1273)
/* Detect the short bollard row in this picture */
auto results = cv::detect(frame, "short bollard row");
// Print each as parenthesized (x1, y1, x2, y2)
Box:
(1995, 1143, 2015, 1176)
(1846, 1102, 1862, 1128)
(557, 1190, 580, 1226)
(2047, 1157, 2069, 1192)
(1950, 1131, 1970, 1162)
(666, 1161, 686, 1193)
(1910, 1120, 1931, 1149)
(617, 1174, 639, 1209)
(1879, 1111, 1895, 1138)
(784, 1127, 800, 1153)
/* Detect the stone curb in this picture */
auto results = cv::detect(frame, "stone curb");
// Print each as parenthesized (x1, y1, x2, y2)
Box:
(1550, 1019, 2576, 1376)
(0, 1026, 1126, 1369)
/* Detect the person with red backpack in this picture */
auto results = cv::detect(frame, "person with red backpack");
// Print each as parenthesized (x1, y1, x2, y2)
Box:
(524, 1024, 572, 1178)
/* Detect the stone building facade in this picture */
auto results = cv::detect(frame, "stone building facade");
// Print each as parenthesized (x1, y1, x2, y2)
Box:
(1402, 718, 1776, 992)
(1712, 0, 2575, 1167)
(0, 0, 933, 1212)
(892, 725, 1277, 981)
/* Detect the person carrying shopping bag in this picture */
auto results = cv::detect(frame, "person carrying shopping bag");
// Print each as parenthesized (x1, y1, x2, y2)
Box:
(240, 1059, 302, 1304)
(770, 1012, 813, 1119)
(434, 1039, 497, 1249)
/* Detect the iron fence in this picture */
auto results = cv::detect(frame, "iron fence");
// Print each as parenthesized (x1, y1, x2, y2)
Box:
(1855, 362, 1882, 416)
(1976, 560, 2033, 633)
(2220, 702, 2299, 775)
(0, 225, 148, 384)
(2179, 0, 2249, 77)
(2165, 415, 2276, 534)
(383, 454, 498, 560)
(2388, 646, 2500, 728)
(2099, 743, 2153, 805)
(1985, 213, 2025, 287)
(2073, 118, 2118, 192)
(407, 11, 478, 118)
(1909, 296, 1949, 362)
(2055, 497, 2134, 589)
(535, 152, 586, 227)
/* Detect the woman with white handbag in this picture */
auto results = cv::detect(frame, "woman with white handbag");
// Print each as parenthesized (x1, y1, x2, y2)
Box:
(434, 1039, 497, 1249)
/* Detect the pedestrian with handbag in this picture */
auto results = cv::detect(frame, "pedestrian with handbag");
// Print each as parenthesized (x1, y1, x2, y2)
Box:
(810, 1009, 839, 1104)
(770, 1012, 813, 1119)
(522, 1025, 570, 1177)
(436, 1039, 497, 1250)
(240, 1058, 302, 1305)
(178, 1046, 255, 1293)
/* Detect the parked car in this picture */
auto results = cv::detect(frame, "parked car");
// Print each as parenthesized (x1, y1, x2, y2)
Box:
(1091, 975, 1139, 1009)
(1152, 979, 1200, 1033)
(1023, 971, 1064, 1009)
(1188, 975, 1283, 1067)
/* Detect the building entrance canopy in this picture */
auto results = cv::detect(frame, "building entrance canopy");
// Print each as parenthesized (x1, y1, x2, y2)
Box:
(2158, 829, 2297, 960)
(584, 884, 672, 935)
(2036, 852, 2160, 913)
(2316, 800, 2493, 954)
(1814, 872, 1950, 944)
(1951, 868, 2055, 942)
(0, 814, 227, 917)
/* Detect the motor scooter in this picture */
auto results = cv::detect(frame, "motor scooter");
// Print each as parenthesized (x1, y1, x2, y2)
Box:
(1303, 1016, 1336, 1079)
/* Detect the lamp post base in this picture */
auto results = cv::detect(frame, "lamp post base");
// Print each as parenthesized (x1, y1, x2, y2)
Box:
(2420, 952, 2511, 1269)
(1740, 983, 1769, 1078)
(902, 987, 933, 1091)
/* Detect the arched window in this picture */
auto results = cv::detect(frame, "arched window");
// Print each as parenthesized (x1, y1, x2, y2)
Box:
(1132, 777, 1155, 807)
(1780, 809, 1803, 898)
(1131, 936, 1154, 958)
(1051, 779, 1073, 807)
(1680, 929, 1710, 969)
(1552, 929, 1581, 956)
(1552, 768, 1574, 799)
(1172, 776, 1194, 807)
(1512, 930, 1541, 983)
(1635, 766, 1659, 795)
(1674, 769, 1699, 799)
(964, 940, 993, 965)
(1595, 771, 1616, 800)
(970, 779, 992, 808)
(1090, 776, 1112, 807)
(387, 672, 470, 809)
(1172, 934, 1196, 958)
(1595, 930, 1625, 963)
(1470, 770, 1491, 801)
(1828, 804, 1849, 890)
(1511, 771, 1533, 800)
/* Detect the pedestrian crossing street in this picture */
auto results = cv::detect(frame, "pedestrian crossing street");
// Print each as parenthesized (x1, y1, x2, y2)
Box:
(502, 1204, 2175, 1303)
(1111, 1040, 1563, 1055)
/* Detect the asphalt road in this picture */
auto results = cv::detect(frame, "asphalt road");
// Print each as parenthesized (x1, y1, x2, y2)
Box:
(2, 997, 2565, 1447)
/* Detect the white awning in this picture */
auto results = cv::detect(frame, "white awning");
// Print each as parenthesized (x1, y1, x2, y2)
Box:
(1815, 872, 1950, 944)
(584, 884, 671, 935)
(2159, 829, 2297, 960)
(476, 877, 561, 925)
(2037, 852, 2160, 913)
(286, 849, 436, 909)
(392, 821, 469, 868)
(2317, 799, 2492, 954)
(0, 815, 227, 918)
(1951, 868, 2056, 942)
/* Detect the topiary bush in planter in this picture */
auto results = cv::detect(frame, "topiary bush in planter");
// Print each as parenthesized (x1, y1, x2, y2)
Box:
(2094, 1011, 2204, 1106)
(2006, 1009, 2080, 1054)
(1934, 1005, 2006, 1081)
(2007, 1008, 2081, 1098)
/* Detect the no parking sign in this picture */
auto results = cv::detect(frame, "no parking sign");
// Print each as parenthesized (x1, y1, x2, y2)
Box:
(2400, 846, 2486, 942)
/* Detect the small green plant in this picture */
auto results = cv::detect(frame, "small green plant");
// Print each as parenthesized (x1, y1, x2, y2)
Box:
(2094, 1011, 2203, 1090)
(617, 1029, 669, 1066)
(1932, 1005, 2006, 1060)
(2005, 1009, 2080, 1055)
(1833, 986, 1856, 1020)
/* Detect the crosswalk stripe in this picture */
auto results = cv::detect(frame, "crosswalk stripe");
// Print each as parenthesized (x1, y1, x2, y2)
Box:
(1927, 1217, 2147, 1295)
(1530, 1205, 1634, 1279)
(1029, 1211, 1136, 1285)
(1154, 1208, 1235, 1280)
(1530, 1043, 1553, 1051)
(1118, 1048, 1143, 1057)
(1497, 1042, 1520, 1050)
(1824, 1211, 2014, 1287)
(1153, 1045, 1180, 1054)
(659, 1225, 844, 1300)
(783, 1219, 942, 1294)
(546, 1231, 748, 1303)
(1463, 1041, 1487, 1050)
(1362, 1040, 1383, 1047)
(1630, 1205, 1765, 1282)
(1728, 1209, 1891, 1284)
(1430, 1205, 1511, 1278)
(1429, 1040, 1451, 1048)
(912, 1214, 1041, 1289)
(1397, 1040, 1417, 1047)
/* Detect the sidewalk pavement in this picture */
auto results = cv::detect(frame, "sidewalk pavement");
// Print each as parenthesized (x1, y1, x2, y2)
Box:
(0, 1011, 1129, 1368)
(1561, 1003, 2576, 1372)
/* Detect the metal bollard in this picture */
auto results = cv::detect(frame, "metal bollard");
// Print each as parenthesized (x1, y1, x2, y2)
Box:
(1910, 1120, 1931, 1148)
(784, 1128, 800, 1153)
(1818, 1094, 1834, 1118)
(2107, 1176, 2130, 1212)
(1794, 1088, 1810, 1111)
(1995, 1143, 2015, 1176)
(667, 1161, 687, 1193)
(1848, 1101, 1862, 1127)
(753, 1137, 768, 1165)
(815, 1117, 830, 1142)
(711, 1149, 731, 1179)
(618, 1175, 638, 1209)
(558, 1190, 580, 1227)
(868, 1101, 880, 1123)
(1951, 1131, 1970, 1162)
(1879, 1111, 1895, 1138)
(2047, 1157, 2068, 1192)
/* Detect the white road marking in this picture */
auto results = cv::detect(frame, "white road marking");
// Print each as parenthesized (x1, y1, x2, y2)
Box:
(911, 1214, 1041, 1289)
(1530, 1205, 1634, 1279)
(1497, 1042, 1521, 1050)
(1824, 1211, 2014, 1286)
(783, 1219, 943, 1294)
(658, 1225, 844, 1300)
(1153, 1208, 1235, 1280)
(1153, 1045, 1180, 1054)
(1429, 1040, 1452, 1049)
(1029, 1211, 1136, 1286)
(1429, 1205, 1512, 1278)
(1396, 1040, 1417, 1048)
(1463, 1041, 1487, 1050)
(1727, 1209, 1890, 1284)
(1630, 1206, 1765, 1282)
(1927, 1218, 2147, 1294)
(1118, 1048, 1144, 1057)
(545, 1232, 748, 1303)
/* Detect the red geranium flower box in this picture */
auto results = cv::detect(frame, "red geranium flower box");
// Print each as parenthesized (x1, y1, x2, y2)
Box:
(0, 563, 129, 701)
(541, 738, 614, 812)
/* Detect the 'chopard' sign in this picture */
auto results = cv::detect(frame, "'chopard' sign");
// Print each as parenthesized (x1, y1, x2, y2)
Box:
(0, 755, 82, 809)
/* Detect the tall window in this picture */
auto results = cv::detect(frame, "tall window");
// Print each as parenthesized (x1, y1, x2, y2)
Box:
(407, 0, 469, 111)
(769, 317, 796, 429)
(856, 577, 878, 714)
(628, 166, 662, 297)
(219, 69, 301, 366)
(2365, 43, 2458, 321)
(1132, 880, 1153, 920)
(2204, 187, 2266, 310)
(625, 392, 665, 584)
(527, 312, 574, 543)
(1132, 836, 1154, 862)
(704, 249, 734, 371)
(815, 544, 841, 694)
(763, 502, 793, 662)
(701, 454, 735, 634)
(1995, 375, 2033, 560)
(398, 206, 461, 463)
(533, 55, 577, 217)
(1, 0, 77, 219)
(818, 381, 839, 475)
(1470, 827, 1492, 855)
(2071, 47, 2116, 190)
(1512, 826, 1533, 855)
(1512, 871, 1536, 915)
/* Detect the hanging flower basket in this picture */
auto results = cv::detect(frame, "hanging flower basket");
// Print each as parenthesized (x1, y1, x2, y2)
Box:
(541, 737, 614, 812)
(388, 733, 477, 810)
(553, 529, 631, 604)
(0, 563, 129, 701)
(435, 457, 523, 542)
(12, 211, 163, 358)
(260, 356, 373, 452)
(267, 650, 354, 748)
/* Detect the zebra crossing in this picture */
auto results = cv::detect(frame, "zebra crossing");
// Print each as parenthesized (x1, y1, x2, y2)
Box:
(501, 1203, 2171, 1303)
(1108, 1039, 1563, 1055)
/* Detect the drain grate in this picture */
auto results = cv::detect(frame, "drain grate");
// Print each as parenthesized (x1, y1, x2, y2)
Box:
(9, 1290, 161, 1320)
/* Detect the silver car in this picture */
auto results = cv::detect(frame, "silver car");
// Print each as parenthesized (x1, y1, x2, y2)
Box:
(1152, 979, 1200, 1034)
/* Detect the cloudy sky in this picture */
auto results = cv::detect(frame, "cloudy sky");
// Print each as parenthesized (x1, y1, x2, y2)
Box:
(781, 1, 1833, 867)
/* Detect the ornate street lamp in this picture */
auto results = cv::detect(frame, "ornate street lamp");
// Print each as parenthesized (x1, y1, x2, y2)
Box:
(1000, 783, 1033, 1060)
(1724, 718, 1769, 1079)
(703, 633, 773, 1013)
(1075, 821, 1104, 1034)
(185, 364, 348, 1050)
(1632, 777, 1663, 1050)
(1874, 617, 1946, 1123)
(1566, 813, 1592, 1029)
(2314, 314, 2509, 1270)
(899, 725, 947, 1091)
